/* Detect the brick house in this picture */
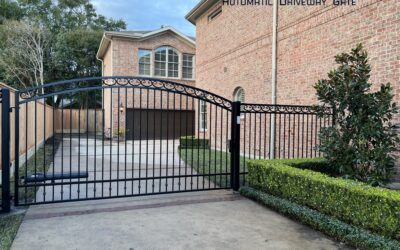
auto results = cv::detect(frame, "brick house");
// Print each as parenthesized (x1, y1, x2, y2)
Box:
(186, 0, 400, 179)
(96, 26, 196, 139)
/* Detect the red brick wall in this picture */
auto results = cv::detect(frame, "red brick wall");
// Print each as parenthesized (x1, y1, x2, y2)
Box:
(194, 0, 400, 180)
(102, 32, 196, 137)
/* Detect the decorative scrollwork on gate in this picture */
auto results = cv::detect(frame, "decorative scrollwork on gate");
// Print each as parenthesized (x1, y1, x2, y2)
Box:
(240, 103, 333, 115)
(17, 77, 233, 110)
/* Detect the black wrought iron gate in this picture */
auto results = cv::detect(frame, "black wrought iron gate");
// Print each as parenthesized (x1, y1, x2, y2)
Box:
(0, 77, 331, 209)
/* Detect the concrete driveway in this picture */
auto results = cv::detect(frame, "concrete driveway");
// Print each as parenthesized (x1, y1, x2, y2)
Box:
(12, 190, 348, 250)
(34, 137, 211, 203)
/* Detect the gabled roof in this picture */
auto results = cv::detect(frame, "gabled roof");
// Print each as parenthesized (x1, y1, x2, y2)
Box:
(186, 0, 219, 25)
(96, 26, 196, 59)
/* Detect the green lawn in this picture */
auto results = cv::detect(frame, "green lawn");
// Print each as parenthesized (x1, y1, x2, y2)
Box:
(178, 148, 248, 188)
(11, 136, 61, 204)
(0, 213, 24, 250)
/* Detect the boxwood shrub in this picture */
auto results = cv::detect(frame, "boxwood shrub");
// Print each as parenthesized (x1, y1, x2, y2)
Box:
(265, 158, 339, 176)
(179, 136, 210, 149)
(240, 186, 400, 250)
(247, 159, 400, 240)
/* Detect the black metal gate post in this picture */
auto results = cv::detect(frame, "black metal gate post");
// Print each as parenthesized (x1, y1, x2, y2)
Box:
(1, 89, 11, 213)
(230, 101, 241, 191)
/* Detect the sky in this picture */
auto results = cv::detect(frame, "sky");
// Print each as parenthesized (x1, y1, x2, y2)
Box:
(91, 0, 199, 37)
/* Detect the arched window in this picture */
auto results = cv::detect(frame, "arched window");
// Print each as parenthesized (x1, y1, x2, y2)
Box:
(233, 87, 245, 103)
(154, 46, 179, 78)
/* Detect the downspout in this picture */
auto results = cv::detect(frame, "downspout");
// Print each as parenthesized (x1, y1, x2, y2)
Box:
(96, 34, 113, 138)
(270, 0, 278, 159)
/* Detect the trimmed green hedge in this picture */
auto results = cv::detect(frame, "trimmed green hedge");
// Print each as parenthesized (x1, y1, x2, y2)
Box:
(240, 187, 400, 250)
(247, 159, 400, 240)
(265, 158, 339, 175)
(179, 136, 209, 149)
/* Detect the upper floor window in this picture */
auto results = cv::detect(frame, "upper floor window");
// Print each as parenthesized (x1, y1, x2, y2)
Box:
(154, 46, 179, 78)
(138, 46, 195, 80)
(138, 49, 151, 76)
(182, 54, 194, 79)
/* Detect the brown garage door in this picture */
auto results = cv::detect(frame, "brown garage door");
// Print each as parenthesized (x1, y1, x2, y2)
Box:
(126, 109, 195, 140)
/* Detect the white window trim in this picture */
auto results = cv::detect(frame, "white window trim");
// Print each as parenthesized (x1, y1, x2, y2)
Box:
(137, 47, 195, 80)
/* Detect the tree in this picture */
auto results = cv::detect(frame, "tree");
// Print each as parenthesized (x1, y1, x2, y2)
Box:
(0, 0, 126, 89)
(314, 44, 399, 185)
(53, 28, 103, 79)
(0, 0, 24, 24)
(0, 20, 49, 90)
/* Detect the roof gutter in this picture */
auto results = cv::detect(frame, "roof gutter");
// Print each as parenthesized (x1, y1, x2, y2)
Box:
(96, 33, 112, 60)
(186, 0, 219, 25)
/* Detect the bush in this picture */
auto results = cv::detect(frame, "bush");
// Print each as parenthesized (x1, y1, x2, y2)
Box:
(264, 158, 339, 176)
(240, 187, 400, 250)
(179, 136, 209, 149)
(247, 159, 400, 240)
(314, 44, 399, 185)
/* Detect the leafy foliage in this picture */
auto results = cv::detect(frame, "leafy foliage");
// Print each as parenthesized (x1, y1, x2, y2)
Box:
(0, 0, 126, 89)
(241, 186, 400, 250)
(314, 44, 399, 185)
(247, 159, 400, 240)
(179, 136, 210, 149)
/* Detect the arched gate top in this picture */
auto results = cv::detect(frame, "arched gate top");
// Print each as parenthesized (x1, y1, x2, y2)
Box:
(16, 76, 233, 110)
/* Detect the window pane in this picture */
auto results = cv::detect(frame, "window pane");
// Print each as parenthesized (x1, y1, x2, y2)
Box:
(155, 48, 167, 61)
(200, 101, 207, 130)
(155, 62, 166, 77)
(183, 69, 193, 79)
(182, 54, 194, 79)
(139, 49, 151, 76)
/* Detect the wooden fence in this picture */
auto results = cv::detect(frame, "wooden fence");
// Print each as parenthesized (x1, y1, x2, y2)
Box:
(55, 109, 103, 134)
(0, 83, 103, 170)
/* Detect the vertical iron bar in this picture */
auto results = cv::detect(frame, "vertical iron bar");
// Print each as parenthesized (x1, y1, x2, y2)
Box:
(95, 90, 99, 197)
(230, 101, 241, 191)
(117, 88, 120, 196)
(214, 106, 218, 187)
(259, 113, 262, 160)
(86, 91, 89, 198)
(145, 89, 149, 194)
(178, 94, 182, 191)
(1, 89, 11, 212)
(102, 88, 105, 197)
(69, 93, 72, 200)
(152, 90, 156, 193)
(172, 93, 175, 191)
(43, 96, 47, 202)
(139, 88, 142, 194)
(208, 105, 212, 189)
(159, 90, 162, 193)
(78, 94, 81, 199)
(196, 99, 200, 190)
(24, 102, 28, 204)
(34, 99, 37, 203)
(165, 93, 169, 192)
(225, 109, 229, 188)
(188, 96, 192, 190)
(14, 92, 20, 206)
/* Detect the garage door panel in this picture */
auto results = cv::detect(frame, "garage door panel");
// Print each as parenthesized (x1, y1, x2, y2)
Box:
(126, 109, 195, 140)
